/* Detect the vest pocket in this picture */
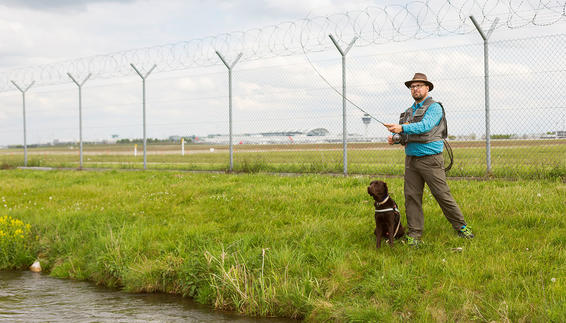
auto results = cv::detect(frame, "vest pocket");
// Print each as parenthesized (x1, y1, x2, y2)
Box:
(413, 109, 426, 119)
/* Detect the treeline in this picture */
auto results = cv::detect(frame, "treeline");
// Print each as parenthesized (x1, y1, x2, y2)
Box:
(7, 137, 195, 148)
(490, 134, 514, 139)
(116, 137, 195, 144)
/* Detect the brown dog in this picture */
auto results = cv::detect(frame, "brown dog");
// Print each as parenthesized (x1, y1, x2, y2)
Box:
(367, 180, 405, 248)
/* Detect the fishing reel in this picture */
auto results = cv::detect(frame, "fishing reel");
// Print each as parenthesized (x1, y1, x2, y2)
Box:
(392, 133, 408, 145)
(392, 133, 402, 144)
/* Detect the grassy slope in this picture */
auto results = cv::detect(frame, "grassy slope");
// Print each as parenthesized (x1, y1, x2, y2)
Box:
(1, 169, 565, 321)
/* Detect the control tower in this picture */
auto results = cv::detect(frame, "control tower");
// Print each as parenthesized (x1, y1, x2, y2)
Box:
(362, 113, 371, 137)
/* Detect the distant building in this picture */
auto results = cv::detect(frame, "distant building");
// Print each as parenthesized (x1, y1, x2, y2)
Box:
(306, 128, 329, 136)
(260, 130, 304, 136)
(541, 131, 566, 139)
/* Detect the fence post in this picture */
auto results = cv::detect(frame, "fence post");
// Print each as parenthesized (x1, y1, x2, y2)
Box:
(67, 73, 92, 169)
(215, 51, 242, 172)
(10, 80, 35, 167)
(329, 34, 357, 176)
(470, 16, 498, 175)
(130, 64, 157, 170)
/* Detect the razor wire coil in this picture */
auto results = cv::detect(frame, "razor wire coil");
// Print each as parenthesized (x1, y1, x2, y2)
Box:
(1, 0, 565, 91)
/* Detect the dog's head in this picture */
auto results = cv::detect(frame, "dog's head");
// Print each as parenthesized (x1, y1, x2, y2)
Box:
(367, 180, 388, 202)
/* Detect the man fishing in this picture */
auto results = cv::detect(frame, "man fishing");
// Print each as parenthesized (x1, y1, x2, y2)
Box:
(384, 73, 474, 247)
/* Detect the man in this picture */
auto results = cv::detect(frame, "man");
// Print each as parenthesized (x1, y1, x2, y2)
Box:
(384, 73, 474, 247)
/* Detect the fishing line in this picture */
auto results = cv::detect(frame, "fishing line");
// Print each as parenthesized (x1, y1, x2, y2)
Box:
(298, 24, 387, 126)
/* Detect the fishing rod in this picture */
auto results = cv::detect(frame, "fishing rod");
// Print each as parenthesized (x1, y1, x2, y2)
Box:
(299, 32, 454, 171)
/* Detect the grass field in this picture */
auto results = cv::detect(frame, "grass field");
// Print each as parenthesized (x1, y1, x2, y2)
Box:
(1, 169, 565, 321)
(1, 140, 564, 179)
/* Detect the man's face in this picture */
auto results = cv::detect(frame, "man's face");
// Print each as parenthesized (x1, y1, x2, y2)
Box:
(409, 82, 429, 101)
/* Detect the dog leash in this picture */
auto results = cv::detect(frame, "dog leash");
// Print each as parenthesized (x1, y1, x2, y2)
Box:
(375, 209, 402, 237)
(375, 197, 402, 238)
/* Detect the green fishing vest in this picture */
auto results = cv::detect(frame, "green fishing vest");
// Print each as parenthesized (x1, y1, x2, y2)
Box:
(397, 97, 448, 145)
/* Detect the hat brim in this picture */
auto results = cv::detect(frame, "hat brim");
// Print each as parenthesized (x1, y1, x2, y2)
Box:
(405, 80, 433, 91)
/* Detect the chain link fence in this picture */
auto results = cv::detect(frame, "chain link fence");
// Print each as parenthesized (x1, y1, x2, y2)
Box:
(0, 33, 564, 179)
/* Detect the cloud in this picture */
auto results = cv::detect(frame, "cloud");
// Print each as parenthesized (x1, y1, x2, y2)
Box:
(0, 1, 206, 71)
(0, 0, 136, 12)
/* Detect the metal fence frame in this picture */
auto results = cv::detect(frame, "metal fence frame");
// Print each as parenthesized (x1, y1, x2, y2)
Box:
(2, 31, 565, 179)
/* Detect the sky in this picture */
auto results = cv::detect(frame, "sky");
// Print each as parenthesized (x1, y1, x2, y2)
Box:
(0, 0, 388, 68)
(0, 0, 565, 146)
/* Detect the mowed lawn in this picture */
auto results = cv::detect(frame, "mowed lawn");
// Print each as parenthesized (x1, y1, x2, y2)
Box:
(1, 169, 565, 321)
(1, 139, 565, 179)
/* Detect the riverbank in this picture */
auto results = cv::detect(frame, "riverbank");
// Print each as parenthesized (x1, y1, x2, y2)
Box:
(1, 169, 565, 321)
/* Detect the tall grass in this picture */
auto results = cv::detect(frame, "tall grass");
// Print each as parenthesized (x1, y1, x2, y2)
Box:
(1, 169, 564, 321)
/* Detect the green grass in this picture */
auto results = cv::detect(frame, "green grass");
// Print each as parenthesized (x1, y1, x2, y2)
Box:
(1, 169, 565, 321)
(1, 140, 564, 179)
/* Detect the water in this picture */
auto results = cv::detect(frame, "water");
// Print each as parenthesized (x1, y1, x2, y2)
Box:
(0, 271, 294, 322)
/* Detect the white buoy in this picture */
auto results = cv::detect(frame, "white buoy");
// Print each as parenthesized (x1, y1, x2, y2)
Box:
(30, 260, 41, 272)
(209, 148, 215, 152)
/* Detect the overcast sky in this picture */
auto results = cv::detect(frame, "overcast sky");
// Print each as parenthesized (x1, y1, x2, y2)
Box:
(0, 0, 387, 68)
(0, 0, 564, 146)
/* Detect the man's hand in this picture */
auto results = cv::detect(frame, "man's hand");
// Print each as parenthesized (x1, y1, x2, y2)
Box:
(384, 123, 403, 134)
(387, 135, 394, 145)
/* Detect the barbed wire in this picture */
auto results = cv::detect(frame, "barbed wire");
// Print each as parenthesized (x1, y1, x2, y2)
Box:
(1, 0, 565, 92)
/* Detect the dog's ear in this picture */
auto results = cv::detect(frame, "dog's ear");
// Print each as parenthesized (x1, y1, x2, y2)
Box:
(367, 181, 376, 197)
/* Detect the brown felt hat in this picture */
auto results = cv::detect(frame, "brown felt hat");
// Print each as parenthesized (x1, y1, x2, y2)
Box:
(405, 73, 434, 91)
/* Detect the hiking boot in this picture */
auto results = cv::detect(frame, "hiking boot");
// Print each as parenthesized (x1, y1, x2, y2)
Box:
(458, 225, 475, 239)
(406, 236, 423, 247)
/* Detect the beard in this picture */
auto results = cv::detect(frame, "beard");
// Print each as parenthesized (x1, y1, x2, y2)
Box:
(412, 92, 426, 102)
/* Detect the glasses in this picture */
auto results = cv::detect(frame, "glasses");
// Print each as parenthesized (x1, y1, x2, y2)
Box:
(409, 84, 426, 90)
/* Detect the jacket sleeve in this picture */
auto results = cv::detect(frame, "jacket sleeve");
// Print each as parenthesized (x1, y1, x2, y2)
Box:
(402, 103, 442, 135)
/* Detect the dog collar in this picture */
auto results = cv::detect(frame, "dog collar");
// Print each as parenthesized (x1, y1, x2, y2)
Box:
(375, 195, 399, 213)
(377, 195, 390, 205)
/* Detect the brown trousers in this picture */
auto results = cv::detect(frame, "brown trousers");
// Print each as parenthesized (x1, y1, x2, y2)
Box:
(404, 153, 466, 239)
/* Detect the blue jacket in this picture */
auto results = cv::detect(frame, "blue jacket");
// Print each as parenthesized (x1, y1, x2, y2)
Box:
(401, 96, 444, 156)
